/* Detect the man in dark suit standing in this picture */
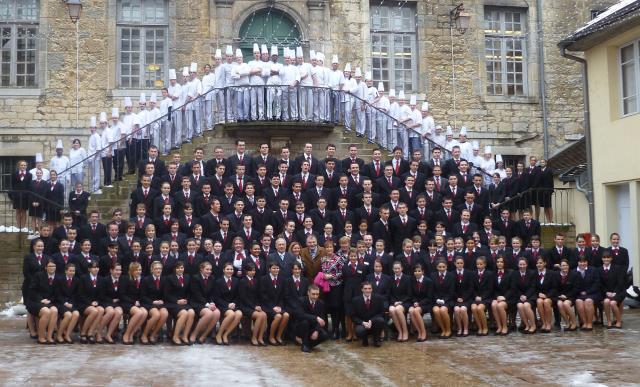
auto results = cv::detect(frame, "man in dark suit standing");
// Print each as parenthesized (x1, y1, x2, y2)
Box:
(68, 183, 90, 226)
(253, 143, 278, 177)
(129, 175, 157, 217)
(341, 145, 365, 175)
(137, 145, 166, 177)
(352, 281, 385, 347)
(442, 145, 465, 178)
(227, 139, 254, 177)
(294, 143, 319, 175)
(385, 147, 409, 178)
(293, 285, 329, 352)
(363, 149, 384, 180)
(204, 145, 228, 177)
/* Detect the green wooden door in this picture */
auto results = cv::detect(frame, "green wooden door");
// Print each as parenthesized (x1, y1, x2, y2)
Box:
(238, 8, 301, 61)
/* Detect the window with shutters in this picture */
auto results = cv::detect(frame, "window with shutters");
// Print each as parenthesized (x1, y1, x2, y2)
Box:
(0, 0, 38, 87)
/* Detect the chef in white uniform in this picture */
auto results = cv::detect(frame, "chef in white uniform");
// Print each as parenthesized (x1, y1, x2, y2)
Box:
(375, 83, 390, 148)
(248, 43, 267, 121)
(327, 55, 344, 124)
(280, 48, 300, 121)
(167, 68, 182, 148)
(50, 139, 71, 200)
(387, 89, 400, 151)
(364, 72, 379, 143)
(233, 49, 251, 122)
(29, 152, 50, 181)
(297, 47, 313, 122)
(266, 45, 282, 120)
(159, 86, 173, 155)
(88, 114, 104, 193)
(341, 63, 355, 131)
(202, 62, 216, 130)
(223, 45, 236, 122)
(420, 102, 435, 160)
(148, 92, 161, 151)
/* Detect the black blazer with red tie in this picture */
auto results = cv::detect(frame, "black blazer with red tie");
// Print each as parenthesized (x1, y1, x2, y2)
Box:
(129, 187, 158, 218)
(389, 216, 417, 253)
(237, 275, 262, 315)
(389, 274, 412, 307)
(76, 274, 100, 312)
(214, 276, 240, 311)
(97, 276, 123, 308)
(512, 270, 536, 303)
(535, 271, 559, 299)
(26, 271, 57, 314)
(140, 275, 166, 309)
(259, 275, 286, 315)
(283, 275, 310, 310)
(120, 275, 143, 310)
(189, 274, 217, 313)
(366, 273, 392, 308)
(598, 265, 626, 302)
(54, 275, 79, 311)
(473, 270, 495, 305)
(22, 253, 47, 296)
(493, 269, 513, 302)
(163, 274, 192, 315)
(364, 161, 384, 180)
(411, 276, 434, 310)
(431, 271, 455, 308)
(607, 246, 630, 274)
(179, 252, 203, 276)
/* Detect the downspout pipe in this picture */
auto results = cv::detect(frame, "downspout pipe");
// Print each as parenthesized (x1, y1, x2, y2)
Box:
(560, 46, 595, 234)
(536, 0, 550, 159)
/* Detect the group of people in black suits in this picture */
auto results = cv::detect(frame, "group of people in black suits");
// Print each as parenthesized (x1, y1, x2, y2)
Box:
(20, 140, 630, 351)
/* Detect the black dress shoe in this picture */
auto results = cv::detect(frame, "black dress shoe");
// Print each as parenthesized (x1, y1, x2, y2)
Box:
(301, 345, 311, 353)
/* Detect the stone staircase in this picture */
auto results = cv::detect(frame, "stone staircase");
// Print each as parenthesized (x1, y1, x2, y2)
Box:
(89, 122, 384, 217)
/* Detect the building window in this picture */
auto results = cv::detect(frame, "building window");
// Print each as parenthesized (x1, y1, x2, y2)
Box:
(370, 3, 417, 93)
(484, 7, 527, 96)
(0, 0, 38, 87)
(620, 41, 640, 116)
(117, 0, 168, 88)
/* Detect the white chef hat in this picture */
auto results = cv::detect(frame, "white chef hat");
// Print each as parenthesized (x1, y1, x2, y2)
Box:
(190, 62, 197, 72)
(409, 94, 417, 105)
(460, 126, 468, 136)
(484, 145, 492, 154)
(124, 97, 132, 107)
(332, 54, 339, 64)
(139, 93, 146, 104)
(495, 154, 503, 163)
(35, 153, 43, 163)
(56, 139, 64, 149)
(150, 92, 157, 103)
(112, 107, 119, 118)
(235, 48, 243, 58)
(90, 116, 97, 128)
(182, 67, 189, 77)
(225, 45, 233, 56)
(214, 49, 222, 59)
(343, 63, 351, 72)
(317, 52, 324, 62)
(253, 43, 260, 53)
(435, 124, 443, 130)
(283, 48, 290, 58)
(398, 90, 406, 100)
(377, 82, 384, 92)
(99, 112, 108, 123)
(169, 68, 177, 80)
(446, 125, 453, 135)
(296, 47, 303, 58)
(354, 67, 362, 77)
(389, 88, 396, 98)
(365, 71, 372, 81)
(270, 45, 278, 56)
(133, 115, 141, 127)
(421, 102, 429, 111)
(310, 50, 316, 60)
(261, 44, 268, 55)
(472, 140, 480, 150)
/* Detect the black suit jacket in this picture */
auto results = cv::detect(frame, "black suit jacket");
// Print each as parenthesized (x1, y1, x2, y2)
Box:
(351, 293, 385, 325)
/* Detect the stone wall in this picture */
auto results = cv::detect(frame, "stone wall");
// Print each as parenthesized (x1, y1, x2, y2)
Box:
(0, 233, 28, 305)
(0, 0, 617, 162)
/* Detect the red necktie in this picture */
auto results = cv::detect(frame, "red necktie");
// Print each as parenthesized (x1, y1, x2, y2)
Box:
(37, 255, 42, 265)
(438, 274, 444, 284)
(561, 275, 567, 285)
(272, 278, 277, 287)
(226, 279, 232, 289)
(255, 258, 261, 270)
(395, 277, 400, 286)
(539, 273, 544, 281)
(478, 273, 483, 283)
(178, 276, 184, 286)
(144, 190, 148, 198)
(113, 279, 119, 290)
(365, 298, 371, 309)
(185, 192, 189, 200)
(457, 273, 463, 282)
(375, 275, 380, 283)
(48, 277, 53, 285)
(188, 254, 194, 265)
(375, 163, 380, 175)
(135, 278, 140, 289)
(67, 278, 72, 288)
(238, 179, 243, 192)
(351, 264, 356, 274)
(295, 279, 300, 289)
(92, 278, 97, 287)
(91, 224, 96, 232)
(63, 255, 68, 264)
(155, 278, 160, 289)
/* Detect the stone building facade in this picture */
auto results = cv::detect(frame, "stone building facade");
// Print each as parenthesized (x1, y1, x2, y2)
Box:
(0, 0, 618, 183)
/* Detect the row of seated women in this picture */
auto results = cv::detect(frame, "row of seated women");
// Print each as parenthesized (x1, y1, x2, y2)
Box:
(25, 236, 626, 345)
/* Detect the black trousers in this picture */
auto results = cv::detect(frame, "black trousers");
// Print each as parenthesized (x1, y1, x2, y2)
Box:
(102, 156, 112, 186)
(114, 149, 126, 180)
(295, 321, 328, 348)
(126, 140, 136, 174)
(355, 316, 385, 341)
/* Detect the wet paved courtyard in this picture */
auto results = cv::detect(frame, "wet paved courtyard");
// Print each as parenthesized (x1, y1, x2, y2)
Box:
(1, 310, 640, 386)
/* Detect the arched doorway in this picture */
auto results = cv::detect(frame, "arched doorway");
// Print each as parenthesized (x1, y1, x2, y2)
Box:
(238, 8, 301, 60)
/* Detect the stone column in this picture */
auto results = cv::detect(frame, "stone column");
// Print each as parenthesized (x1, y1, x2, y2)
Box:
(307, 0, 327, 51)
(214, 0, 235, 45)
